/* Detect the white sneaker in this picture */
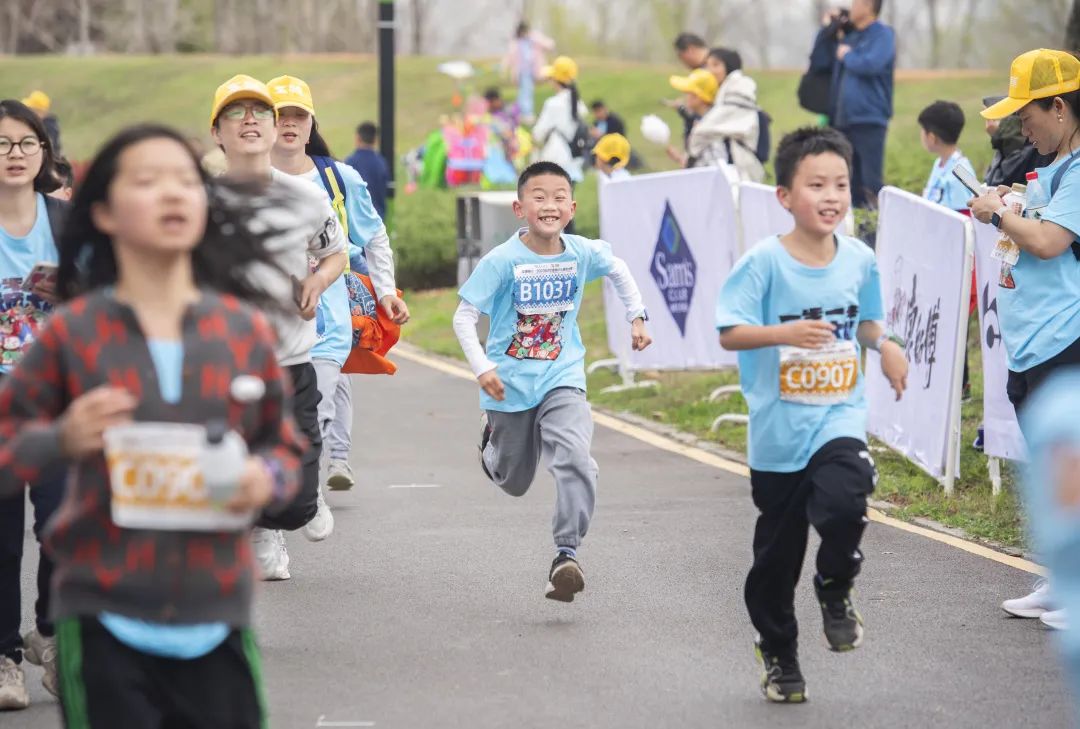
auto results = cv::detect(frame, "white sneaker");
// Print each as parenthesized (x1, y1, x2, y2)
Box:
(326, 459, 355, 491)
(21, 629, 58, 697)
(252, 528, 290, 581)
(1002, 578, 1055, 618)
(1041, 608, 1069, 631)
(0, 655, 29, 710)
(303, 487, 334, 542)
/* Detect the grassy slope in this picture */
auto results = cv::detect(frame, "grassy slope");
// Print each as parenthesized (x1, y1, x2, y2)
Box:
(5, 55, 1021, 545)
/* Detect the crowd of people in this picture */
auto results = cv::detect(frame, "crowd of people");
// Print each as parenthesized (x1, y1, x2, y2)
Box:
(1, 5, 1080, 725)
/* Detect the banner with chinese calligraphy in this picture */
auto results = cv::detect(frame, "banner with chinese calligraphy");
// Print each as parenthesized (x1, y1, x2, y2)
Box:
(866, 188, 973, 480)
(972, 219, 1027, 461)
(598, 168, 739, 370)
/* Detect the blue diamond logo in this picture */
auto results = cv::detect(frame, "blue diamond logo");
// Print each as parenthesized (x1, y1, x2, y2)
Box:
(649, 201, 696, 336)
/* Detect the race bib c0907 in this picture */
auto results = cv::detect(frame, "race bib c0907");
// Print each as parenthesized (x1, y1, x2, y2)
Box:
(512, 261, 578, 315)
(779, 340, 860, 406)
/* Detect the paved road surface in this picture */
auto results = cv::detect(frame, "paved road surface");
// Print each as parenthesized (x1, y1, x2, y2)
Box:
(12, 355, 1072, 728)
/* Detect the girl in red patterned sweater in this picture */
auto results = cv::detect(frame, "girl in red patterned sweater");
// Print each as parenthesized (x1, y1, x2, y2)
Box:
(0, 124, 306, 728)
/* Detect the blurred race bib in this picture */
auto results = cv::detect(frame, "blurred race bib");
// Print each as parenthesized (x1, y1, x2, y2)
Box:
(779, 340, 859, 406)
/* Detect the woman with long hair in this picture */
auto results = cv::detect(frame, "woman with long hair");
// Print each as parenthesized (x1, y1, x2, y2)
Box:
(532, 56, 588, 183)
(0, 122, 305, 727)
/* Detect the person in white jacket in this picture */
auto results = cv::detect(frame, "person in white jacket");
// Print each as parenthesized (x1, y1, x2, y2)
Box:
(668, 59, 766, 183)
(532, 56, 588, 183)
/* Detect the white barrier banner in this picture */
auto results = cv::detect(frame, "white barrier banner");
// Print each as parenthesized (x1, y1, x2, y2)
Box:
(599, 168, 739, 370)
(738, 182, 794, 252)
(866, 188, 972, 480)
(972, 219, 1027, 461)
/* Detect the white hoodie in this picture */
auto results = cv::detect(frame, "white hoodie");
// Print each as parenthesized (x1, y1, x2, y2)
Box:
(686, 70, 765, 183)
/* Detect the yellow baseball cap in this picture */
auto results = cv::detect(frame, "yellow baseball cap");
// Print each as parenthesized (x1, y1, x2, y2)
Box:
(670, 69, 718, 105)
(594, 133, 631, 168)
(209, 74, 275, 127)
(21, 91, 50, 112)
(541, 56, 579, 85)
(267, 75, 316, 117)
(982, 49, 1080, 119)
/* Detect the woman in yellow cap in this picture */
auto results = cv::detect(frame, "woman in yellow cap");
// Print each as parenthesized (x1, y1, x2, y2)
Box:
(532, 56, 589, 183)
(968, 49, 1080, 630)
(267, 75, 408, 545)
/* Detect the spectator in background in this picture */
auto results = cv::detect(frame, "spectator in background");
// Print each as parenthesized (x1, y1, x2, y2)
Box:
(344, 122, 390, 219)
(50, 157, 74, 201)
(671, 33, 710, 147)
(502, 20, 555, 123)
(589, 100, 625, 138)
(808, 0, 895, 207)
(20, 91, 61, 157)
(593, 133, 632, 182)
(983, 94, 1054, 188)
(532, 56, 588, 183)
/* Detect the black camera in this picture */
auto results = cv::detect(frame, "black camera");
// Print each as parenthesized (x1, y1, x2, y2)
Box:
(826, 8, 857, 39)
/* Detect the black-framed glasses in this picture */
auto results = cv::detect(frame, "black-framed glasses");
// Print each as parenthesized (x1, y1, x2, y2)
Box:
(0, 137, 42, 157)
(221, 103, 275, 121)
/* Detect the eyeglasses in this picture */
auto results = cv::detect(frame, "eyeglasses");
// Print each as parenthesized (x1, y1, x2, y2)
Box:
(220, 103, 275, 121)
(0, 137, 42, 157)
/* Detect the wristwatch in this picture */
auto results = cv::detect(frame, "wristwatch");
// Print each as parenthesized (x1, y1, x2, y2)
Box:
(874, 332, 905, 352)
(991, 205, 1009, 230)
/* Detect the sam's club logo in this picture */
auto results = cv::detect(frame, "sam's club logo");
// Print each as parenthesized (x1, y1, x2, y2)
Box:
(649, 201, 696, 335)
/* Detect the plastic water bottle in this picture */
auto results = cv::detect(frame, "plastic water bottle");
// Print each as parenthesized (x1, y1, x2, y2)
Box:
(200, 419, 249, 505)
(1024, 171, 1049, 220)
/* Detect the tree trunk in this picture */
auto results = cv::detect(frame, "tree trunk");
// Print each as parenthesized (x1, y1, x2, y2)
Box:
(410, 0, 426, 55)
(925, 0, 940, 69)
(1067, 0, 1080, 51)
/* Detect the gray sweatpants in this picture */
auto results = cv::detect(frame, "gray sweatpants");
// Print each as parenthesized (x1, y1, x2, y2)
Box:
(312, 358, 353, 462)
(482, 387, 598, 549)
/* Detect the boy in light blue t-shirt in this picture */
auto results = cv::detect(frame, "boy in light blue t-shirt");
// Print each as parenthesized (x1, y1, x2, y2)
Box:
(454, 161, 651, 603)
(716, 128, 908, 704)
(918, 100, 977, 212)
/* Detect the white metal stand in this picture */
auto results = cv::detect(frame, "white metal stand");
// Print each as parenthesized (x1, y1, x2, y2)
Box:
(988, 456, 1002, 497)
(706, 385, 748, 432)
(586, 359, 659, 395)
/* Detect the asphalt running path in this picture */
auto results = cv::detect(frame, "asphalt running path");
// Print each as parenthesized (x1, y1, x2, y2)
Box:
(14, 356, 1071, 728)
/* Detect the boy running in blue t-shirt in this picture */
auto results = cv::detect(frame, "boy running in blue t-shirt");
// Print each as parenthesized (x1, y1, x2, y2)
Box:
(716, 128, 908, 703)
(454, 161, 651, 602)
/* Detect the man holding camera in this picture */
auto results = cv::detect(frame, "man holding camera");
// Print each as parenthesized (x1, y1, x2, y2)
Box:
(808, 0, 895, 208)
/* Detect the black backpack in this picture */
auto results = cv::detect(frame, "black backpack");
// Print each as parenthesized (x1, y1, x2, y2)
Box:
(561, 120, 593, 160)
(797, 69, 832, 116)
(724, 103, 773, 164)
(43, 195, 68, 243)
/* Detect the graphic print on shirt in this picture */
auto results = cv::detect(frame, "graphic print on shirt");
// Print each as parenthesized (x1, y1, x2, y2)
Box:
(999, 262, 1016, 289)
(777, 305, 860, 405)
(0, 277, 51, 368)
(507, 261, 578, 361)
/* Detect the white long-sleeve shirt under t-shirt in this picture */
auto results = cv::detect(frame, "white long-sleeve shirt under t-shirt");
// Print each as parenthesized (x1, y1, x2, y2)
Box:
(453, 255, 645, 378)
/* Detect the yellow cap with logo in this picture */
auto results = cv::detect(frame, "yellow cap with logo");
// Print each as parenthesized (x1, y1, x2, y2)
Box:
(594, 133, 631, 168)
(21, 90, 50, 113)
(267, 75, 316, 117)
(209, 74, 275, 127)
(669, 69, 719, 105)
(982, 49, 1080, 119)
(541, 56, 579, 85)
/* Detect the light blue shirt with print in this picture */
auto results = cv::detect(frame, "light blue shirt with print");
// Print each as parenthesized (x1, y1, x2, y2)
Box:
(99, 339, 231, 660)
(311, 161, 385, 367)
(922, 151, 976, 211)
(715, 235, 884, 473)
(0, 193, 57, 373)
(459, 230, 615, 413)
(998, 154, 1080, 371)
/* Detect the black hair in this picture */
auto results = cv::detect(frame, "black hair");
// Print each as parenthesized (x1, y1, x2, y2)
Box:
(917, 100, 965, 145)
(590, 99, 606, 110)
(516, 21, 529, 38)
(356, 121, 378, 144)
(0, 100, 61, 194)
(674, 33, 707, 52)
(871, 0, 884, 15)
(483, 88, 502, 102)
(1034, 90, 1080, 150)
(517, 161, 573, 197)
(56, 123, 287, 310)
(708, 47, 743, 74)
(569, 82, 580, 120)
(53, 157, 74, 188)
(305, 118, 333, 158)
(774, 127, 853, 189)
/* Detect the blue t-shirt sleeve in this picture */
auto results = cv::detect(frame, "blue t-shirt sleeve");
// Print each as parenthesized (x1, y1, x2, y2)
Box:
(584, 238, 616, 282)
(1042, 164, 1080, 241)
(943, 158, 977, 210)
(337, 162, 384, 246)
(858, 252, 885, 322)
(459, 255, 507, 315)
(716, 252, 767, 330)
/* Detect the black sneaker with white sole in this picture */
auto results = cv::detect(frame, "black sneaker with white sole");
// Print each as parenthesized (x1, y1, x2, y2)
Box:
(478, 413, 493, 481)
(815, 578, 864, 652)
(545, 553, 585, 602)
(754, 641, 807, 703)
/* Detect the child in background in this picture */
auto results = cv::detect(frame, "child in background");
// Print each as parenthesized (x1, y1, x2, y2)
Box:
(49, 157, 74, 201)
(593, 133, 632, 182)
(453, 161, 651, 602)
(918, 100, 977, 212)
(716, 127, 908, 703)
(0, 124, 305, 728)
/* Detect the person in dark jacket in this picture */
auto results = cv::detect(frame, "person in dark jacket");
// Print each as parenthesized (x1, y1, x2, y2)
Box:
(808, 0, 895, 208)
(344, 122, 390, 219)
(982, 95, 1055, 188)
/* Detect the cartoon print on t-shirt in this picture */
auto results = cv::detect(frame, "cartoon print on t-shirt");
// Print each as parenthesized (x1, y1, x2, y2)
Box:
(508, 260, 578, 362)
(507, 311, 565, 360)
(0, 276, 51, 368)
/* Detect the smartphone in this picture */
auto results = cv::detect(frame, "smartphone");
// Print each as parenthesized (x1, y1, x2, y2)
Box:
(21, 262, 58, 293)
(951, 164, 982, 197)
